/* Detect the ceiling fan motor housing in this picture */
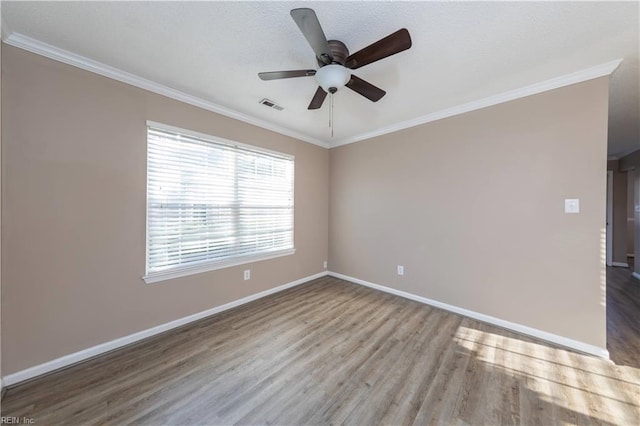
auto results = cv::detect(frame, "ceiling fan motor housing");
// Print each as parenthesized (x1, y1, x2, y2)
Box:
(319, 40, 349, 66)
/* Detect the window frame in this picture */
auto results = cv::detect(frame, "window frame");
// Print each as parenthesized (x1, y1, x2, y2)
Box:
(143, 121, 295, 284)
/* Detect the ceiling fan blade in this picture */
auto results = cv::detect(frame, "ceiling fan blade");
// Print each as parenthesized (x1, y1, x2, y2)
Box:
(259, 70, 316, 80)
(345, 28, 412, 70)
(308, 86, 328, 109)
(290, 8, 333, 65)
(345, 75, 386, 102)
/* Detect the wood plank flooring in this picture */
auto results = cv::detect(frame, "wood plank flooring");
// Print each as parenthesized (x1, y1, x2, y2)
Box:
(2, 272, 639, 425)
(606, 265, 640, 369)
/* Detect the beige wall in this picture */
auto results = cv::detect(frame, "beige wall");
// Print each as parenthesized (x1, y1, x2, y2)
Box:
(607, 160, 628, 264)
(0, 42, 613, 375)
(329, 78, 609, 349)
(1, 45, 329, 375)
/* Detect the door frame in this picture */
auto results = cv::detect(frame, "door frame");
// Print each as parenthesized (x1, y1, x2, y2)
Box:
(607, 170, 613, 266)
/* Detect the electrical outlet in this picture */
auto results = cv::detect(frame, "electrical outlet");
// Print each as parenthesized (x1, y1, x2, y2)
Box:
(397, 265, 404, 276)
(323, 260, 328, 269)
(244, 270, 251, 280)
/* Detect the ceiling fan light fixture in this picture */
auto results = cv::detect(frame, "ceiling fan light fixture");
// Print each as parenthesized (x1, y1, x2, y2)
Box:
(315, 64, 351, 93)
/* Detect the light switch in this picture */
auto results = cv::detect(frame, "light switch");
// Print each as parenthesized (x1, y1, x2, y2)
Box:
(565, 199, 580, 213)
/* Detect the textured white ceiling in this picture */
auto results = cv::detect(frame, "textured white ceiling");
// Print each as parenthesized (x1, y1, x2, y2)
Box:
(2, 1, 639, 156)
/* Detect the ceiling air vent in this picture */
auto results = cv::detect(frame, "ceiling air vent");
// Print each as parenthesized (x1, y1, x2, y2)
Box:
(259, 98, 284, 111)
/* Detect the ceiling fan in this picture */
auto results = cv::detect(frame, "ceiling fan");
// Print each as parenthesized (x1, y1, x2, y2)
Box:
(258, 8, 412, 110)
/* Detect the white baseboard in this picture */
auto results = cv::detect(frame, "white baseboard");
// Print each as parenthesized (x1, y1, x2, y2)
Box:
(632, 272, 640, 281)
(328, 271, 609, 359)
(612, 262, 629, 267)
(2, 271, 328, 387)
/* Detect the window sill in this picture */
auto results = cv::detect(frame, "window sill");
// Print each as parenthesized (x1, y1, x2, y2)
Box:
(142, 248, 296, 284)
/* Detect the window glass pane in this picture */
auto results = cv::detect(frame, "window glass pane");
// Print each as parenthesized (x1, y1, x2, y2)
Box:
(146, 126, 294, 275)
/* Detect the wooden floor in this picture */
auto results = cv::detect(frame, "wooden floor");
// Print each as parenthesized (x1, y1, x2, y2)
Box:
(2, 271, 639, 425)
(606, 264, 640, 369)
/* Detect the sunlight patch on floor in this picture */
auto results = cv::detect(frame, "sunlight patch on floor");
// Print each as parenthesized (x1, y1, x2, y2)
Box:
(453, 324, 639, 425)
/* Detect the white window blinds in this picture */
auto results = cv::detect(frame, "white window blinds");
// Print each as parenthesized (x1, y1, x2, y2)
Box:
(145, 124, 294, 281)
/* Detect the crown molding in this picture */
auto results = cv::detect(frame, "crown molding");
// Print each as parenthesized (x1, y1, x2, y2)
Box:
(330, 59, 623, 148)
(2, 32, 330, 149)
(1, 31, 623, 150)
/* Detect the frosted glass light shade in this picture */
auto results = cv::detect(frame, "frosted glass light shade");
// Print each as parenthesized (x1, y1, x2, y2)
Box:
(315, 65, 351, 93)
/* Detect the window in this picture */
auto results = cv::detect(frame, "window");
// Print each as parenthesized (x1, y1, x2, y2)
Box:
(144, 122, 295, 283)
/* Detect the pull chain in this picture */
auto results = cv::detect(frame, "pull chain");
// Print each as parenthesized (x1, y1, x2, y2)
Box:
(328, 93, 331, 129)
(330, 93, 334, 138)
